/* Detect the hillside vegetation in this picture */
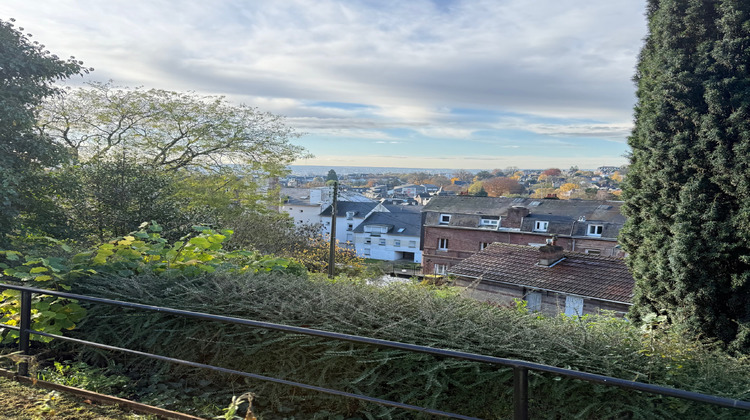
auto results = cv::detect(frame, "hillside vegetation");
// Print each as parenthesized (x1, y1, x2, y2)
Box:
(62, 273, 750, 419)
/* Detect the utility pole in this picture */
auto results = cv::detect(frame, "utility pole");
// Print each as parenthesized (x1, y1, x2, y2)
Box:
(327, 181, 338, 278)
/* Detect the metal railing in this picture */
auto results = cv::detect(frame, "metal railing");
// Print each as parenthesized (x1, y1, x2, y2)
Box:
(1, 283, 750, 419)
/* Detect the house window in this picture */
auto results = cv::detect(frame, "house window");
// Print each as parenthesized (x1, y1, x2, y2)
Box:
(587, 224, 603, 237)
(346, 211, 355, 220)
(394, 240, 401, 247)
(434, 264, 447, 275)
(438, 238, 449, 251)
(525, 291, 542, 312)
(564, 296, 584, 317)
(364, 247, 371, 256)
(408, 241, 416, 248)
(534, 221, 549, 232)
(439, 214, 451, 224)
(347, 224, 353, 231)
(379, 238, 386, 246)
(365, 238, 371, 244)
(480, 242, 491, 251)
(480, 218, 499, 228)
(585, 249, 601, 255)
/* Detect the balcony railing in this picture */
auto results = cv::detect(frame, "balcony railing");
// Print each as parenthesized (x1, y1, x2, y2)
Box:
(1, 283, 749, 419)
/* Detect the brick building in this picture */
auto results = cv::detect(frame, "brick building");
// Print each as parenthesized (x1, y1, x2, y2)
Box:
(421, 196, 625, 275)
(449, 242, 633, 316)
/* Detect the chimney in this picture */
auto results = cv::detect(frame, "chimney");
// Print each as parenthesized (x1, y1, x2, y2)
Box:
(504, 206, 530, 228)
(538, 243, 565, 266)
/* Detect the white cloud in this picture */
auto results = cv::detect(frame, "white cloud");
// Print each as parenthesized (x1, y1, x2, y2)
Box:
(3, 0, 647, 168)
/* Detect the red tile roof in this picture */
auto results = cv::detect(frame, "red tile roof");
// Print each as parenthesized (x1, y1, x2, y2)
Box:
(448, 243, 633, 304)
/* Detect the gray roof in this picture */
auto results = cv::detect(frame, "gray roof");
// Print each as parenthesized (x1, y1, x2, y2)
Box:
(353, 210, 422, 237)
(449, 243, 633, 303)
(281, 187, 316, 206)
(423, 196, 625, 236)
(320, 201, 378, 217)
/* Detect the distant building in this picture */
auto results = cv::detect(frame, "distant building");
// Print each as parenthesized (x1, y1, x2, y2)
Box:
(320, 201, 379, 248)
(449, 242, 633, 316)
(421, 196, 625, 275)
(353, 204, 422, 262)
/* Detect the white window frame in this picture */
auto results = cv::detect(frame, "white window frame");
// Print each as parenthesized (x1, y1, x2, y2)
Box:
(534, 221, 549, 232)
(379, 238, 386, 246)
(434, 264, 447, 275)
(587, 224, 603, 237)
(408, 241, 416, 248)
(438, 238, 449, 251)
(479, 218, 499, 228)
(364, 247, 371, 256)
(564, 296, 584, 317)
(439, 214, 451, 224)
(585, 249, 601, 255)
(365, 238, 371, 244)
(480, 242, 491, 251)
(394, 240, 401, 247)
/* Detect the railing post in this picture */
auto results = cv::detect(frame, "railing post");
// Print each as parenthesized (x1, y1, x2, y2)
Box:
(18, 290, 32, 376)
(513, 366, 529, 420)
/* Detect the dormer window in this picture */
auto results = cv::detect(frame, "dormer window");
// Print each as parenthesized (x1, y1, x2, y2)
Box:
(534, 221, 549, 232)
(439, 214, 451, 224)
(587, 224, 603, 237)
(480, 217, 499, 228)
(346, 211, 355, 220)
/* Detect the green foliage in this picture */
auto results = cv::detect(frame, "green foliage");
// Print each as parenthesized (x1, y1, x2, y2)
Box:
(225, 211, 322, 257)
(64, 272, 750, 419)
(622, 0, 750, 350)
(54, 160, 184, 241)
(0, 222, 305, 344)
(0, 18, 90, 244)
(38, 81, 309, 175)
(38, 361, 133, 396)
(68, 222, 307, 278)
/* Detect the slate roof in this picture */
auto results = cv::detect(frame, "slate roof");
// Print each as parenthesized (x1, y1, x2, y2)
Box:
(448, 243, 633, 303)
(320, 201, 378, 217)
(352, 210, 422, 237)
(423, 196, 625, 238)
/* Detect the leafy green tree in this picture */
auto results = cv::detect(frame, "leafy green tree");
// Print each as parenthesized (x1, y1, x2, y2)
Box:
(473, 187, 488, 197)
(56, 160, 183, 241)
(474, 170, 493, 181)
(326, 169, 338, 182)
(38, 81, 308, 174)
(621, 0, 750, 351)
(0, 19, 89, 244)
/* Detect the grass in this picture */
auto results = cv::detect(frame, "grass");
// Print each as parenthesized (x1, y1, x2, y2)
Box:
(0, 376, 156, 420)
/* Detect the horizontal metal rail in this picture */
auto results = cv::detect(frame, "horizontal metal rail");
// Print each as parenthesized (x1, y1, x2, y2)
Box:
(2, 283, 750, 418)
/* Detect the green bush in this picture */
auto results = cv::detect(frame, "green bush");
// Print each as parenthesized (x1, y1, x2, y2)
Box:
(64, 272, 750, 419)
(0, 223, 305, 344)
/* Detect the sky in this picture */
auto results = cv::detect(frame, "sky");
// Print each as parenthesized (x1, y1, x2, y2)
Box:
(3, 1, 648, 170)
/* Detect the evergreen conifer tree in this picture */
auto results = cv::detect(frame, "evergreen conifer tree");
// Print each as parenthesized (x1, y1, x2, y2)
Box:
(622, 0, 750, 351)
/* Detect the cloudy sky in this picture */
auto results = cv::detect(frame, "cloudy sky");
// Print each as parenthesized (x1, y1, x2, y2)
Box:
(4, 1, 647, 169)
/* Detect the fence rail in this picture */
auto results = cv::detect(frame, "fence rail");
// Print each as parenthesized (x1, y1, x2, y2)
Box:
(1, 283, 749, 419)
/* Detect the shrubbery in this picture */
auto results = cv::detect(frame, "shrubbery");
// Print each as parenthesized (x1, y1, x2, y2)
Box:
(55, 271, 750, 419)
